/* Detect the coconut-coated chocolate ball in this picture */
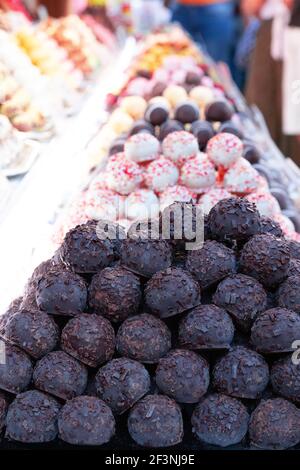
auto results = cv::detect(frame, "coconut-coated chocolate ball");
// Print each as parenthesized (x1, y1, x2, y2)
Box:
(0, 341, 33, 394)
(120, 237, 172, 278)
(4, 309, 59, 359)
(174, 101, 199, 124)
(289, 240, 300, 260)
(129, 119, 154, 136)
(96, 358, 150, 414)
(288, 259, 300, 277)
(205, 100, 234, 122)
(36, 270, 87, 317)
(179, 304, 234, 350)
(213, 274, 267, 332)
(259, 216, 284, 238)
(191, 120, 215, 150)
(192, 394, 249, 448)
(277, 275, 300, 314)
(58, 396, 115, 446)
(155, 349, 209, 403)
(212, 346, 269, 399)
(249, 398, 300, 450)
(208, 198, 261, 243)
(145, 103, 169, 126)
(243, 144, 261, 164)
(145, 267, 201, 318)
(271, 355, 300, 403)
(116, 313, 171, 363)
(158, 119, 184, 141)
(128, 395, 183, 448)
(219, 121, 243, 140)
(239, 234, 290, 288)
(251, 308, 300, 354)
(186, 240, 236, 289)
(61, 314, 115, 368)
(6, 390, 61, 443)
(88, 266, 141, 323)
(33, 350, 88, 400)
(60, 221, 115, 274)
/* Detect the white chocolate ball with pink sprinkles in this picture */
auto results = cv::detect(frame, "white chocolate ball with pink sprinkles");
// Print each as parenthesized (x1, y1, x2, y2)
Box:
(223, 157, 260, 194)
(179, 153, 216, 193)
(106, 153, 143, 195)
(85, 188, 125, 221)
(144, 156, 179, 192)
(198, 188, 232, 214)
(206, 132, 243, 169)
(124, 189, 159, 220)
(159, 185, 196, 211)
(124, 133, 160, 163)
(246, 192, 281, 218)
(162, 131, 199, 166)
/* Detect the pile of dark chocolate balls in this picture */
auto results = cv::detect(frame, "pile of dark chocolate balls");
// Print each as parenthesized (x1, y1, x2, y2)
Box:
(1, 197, 300, 449)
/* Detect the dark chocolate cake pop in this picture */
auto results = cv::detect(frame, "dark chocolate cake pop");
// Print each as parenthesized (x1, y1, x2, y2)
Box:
(33, 350, 88, 400)
(108, 136, 126, 155)
(191, 120, 214, 150)
(158, 119, 184, 141)
(213, 274, 267, 332)
(60, 221, 115, 274)
(61, 314, 115, 367)
(287, 259, 300, 277)
(271, 355, 300, 403)
(149, 81, 167, 98)
(128, 395, 183, 447)
(0, 341, 33, 394)
(239, 234, 290, 288)
(186, 240, 236, 289)
(243, 144, 261, 164)
(258, 216, 284, 238)
(116, 313, 171, 363)
(0, 393, 7, 432)
(219, 121, 243, 139)
(270, 187, 292, 210)
(205, 100, 234, 122)
(249, 398, 300, 450)
(185, 70, 201, 85)
(36, 270, 87, 316)
(277, 275, 300, 314)
(208, 198, 261, 243)
(192, 393, 249, 447)
(4, 309, 59, 359)
(155, 349, 209, 403)
(129, 119, 154, 136)
(88, 266, 141, 323)
(174, 101, 199, 124)
(178, 304, 234, 350)
(6, 390, 61, 443)
(58, 396, 115, 446)
(251, 308, 300, 354)
(95, 358, 150, 414)
(145, 102, 169, 126)
(145, 267, 201, 318)
(212, 346, 269, 399)
(120, 237, 172, 278)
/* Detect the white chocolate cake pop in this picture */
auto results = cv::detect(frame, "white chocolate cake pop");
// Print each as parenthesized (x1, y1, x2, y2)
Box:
(144, 156, 179, 192)
(206, 132, 243, 169)
(179, 153, 216, 193)
(223, 157, 260, 194)
(124, 189, 159, 220)
(163, 85, 188, 108)
(106, 153, 143, 195)
(246, 192, 281, 218)
(85, 187, 124, 221)
(159, 185, 196, 211)
(120, 96, 147, 120)
(162, 131, 198, 166)
(124, 133, 160, 163)
(189, 86, 215, 108)
(198, 188, 232, 214)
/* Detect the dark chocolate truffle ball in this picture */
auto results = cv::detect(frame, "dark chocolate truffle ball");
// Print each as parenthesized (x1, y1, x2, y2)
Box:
(0, 393, 7, 432)
(259, 216, 284, 237)
(179, 304, 234, 350)
(212, 346, 269, 399)
(213, 274, 267, 332)
(0, 341, 33, 394)
(243, 144, 261, 164)
(205, 100, 234, 122)
(192, 393, 249, 447)
(249, 398, 300, 450)
(289, 240, 300, 260)
(158, 119, 184, 141)
(287, 259, 300, 277)
(251, 308, 300, 354)
(36, 270, 87, 317)
(129, 119, 154, 136)
(271, 355, 300, 403)
(155, 349, 209, 403)
(4, 309, 59, 359)
(128, 395, 183, 447)
(33, 350, 88, 400)
(120, 237, 172, 278)
(208, 197, 261, 243)
(6, 390, 60, 443)
(145, 103, 169, 126)
(116, 313, 171, 363)
(108, 137, 126, 155)
(60, 221, 115, 274)
(174, 101, 199, 124)
(191, 120, 215, 150)
(61, 314, 115, 368)
(277, 275, 300, 314)
(96, 358, 150, 414)
(239, 234, 290, 288)
(145, 267, 201, 318)
(219, 121, 243, 139)
(88, 266, 141, 323)
(186, 240, 236, 289)
(58, 396, 115, 446)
